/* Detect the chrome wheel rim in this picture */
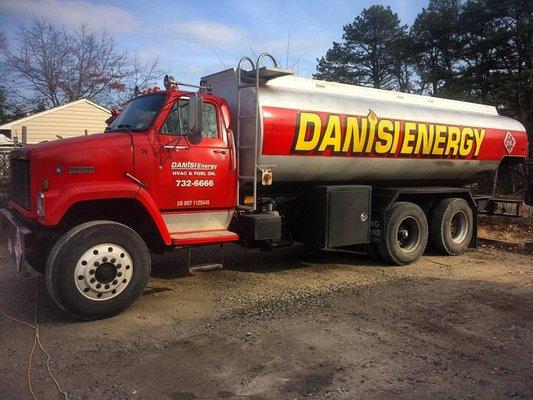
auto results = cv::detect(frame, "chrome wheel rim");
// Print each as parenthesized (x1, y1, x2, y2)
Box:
(74, 243, 133, 301)
(450, 211, 468, 243)
(396, 217, 421, 253)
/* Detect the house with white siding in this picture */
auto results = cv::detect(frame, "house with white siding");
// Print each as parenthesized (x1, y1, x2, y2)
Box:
(0, 99, 111, 144)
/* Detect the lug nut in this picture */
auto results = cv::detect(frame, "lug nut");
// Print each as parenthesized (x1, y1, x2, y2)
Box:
(105, 284, 110, 289)
(93, 250, 98, 255)
(108, 247, 113, 252)
(97, 293, 102, 298)
(96, 283, 101, 289)
(81, 261, 87, 266)
(102, 257, 108, 262)
(84, 288, 90, 293)
(90, 278, 96, 283)
(117, 272, 122, 277)
(77, 275, 84, 280)
(111, 258, 116, 263)
(113, 279, 118, 285)
(94, 261, 99, 266)
(122, 279, 127, 283)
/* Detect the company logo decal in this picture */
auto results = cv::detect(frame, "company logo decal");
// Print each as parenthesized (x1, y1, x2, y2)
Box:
(292, 110, 486, 158)
(171, 161, 217, 170)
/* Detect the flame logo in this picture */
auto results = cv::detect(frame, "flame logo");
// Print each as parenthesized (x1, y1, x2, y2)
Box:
(367, 109, 377, 124)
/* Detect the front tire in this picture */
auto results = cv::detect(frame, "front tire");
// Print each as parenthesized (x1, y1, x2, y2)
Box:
(45, 221, 151, 320)
(378, 202, 428, 265)
(430, 198, 473, 255)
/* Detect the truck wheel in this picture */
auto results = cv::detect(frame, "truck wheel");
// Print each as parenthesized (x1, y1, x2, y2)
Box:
(378, 202, 428, 265)
(430, 198, 473, 255)
(45, 221, 151, 320)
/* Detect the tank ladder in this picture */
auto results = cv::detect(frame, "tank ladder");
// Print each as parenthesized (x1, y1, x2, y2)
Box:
(236, 53, 293, 211)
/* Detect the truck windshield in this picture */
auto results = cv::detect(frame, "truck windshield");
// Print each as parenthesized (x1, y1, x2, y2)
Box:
(108, 93, 166, 132)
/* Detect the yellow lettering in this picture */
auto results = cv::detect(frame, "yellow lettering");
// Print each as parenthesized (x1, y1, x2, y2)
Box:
(343, 116, 365, 153)
(318, 115, 342, 152)
(459, 127, 474, 157)
(365, 110, 378, 153)
(473, 128, 485, 157)
(415, 123, 434, 155)
(391, 121, 401, 154)
(445, 126, 461, 156)
(360, 118, 369, 152)
(294, 110, 485, 159)
(432, 125, 447, 155)
(375, 119, 394, 154)
(401, 122, 417, 154)
(294, 112, 321, 152)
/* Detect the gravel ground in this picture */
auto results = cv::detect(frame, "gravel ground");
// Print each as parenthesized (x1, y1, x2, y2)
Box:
(0, 242, 532, 399)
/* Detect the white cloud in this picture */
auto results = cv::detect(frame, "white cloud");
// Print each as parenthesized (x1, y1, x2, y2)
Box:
(0, 0, 140, 34)
(171, 21, 247, 47)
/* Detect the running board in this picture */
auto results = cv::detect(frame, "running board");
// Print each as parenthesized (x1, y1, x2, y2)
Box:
(171, 230, 238, 246)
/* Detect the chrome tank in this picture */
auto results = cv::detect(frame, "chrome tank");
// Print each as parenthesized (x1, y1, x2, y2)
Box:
(202, 69, 527, 184)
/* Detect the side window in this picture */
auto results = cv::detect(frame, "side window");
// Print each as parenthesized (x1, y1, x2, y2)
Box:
(161, 99, 189, 135)
(161, 100, 219, 139)
(202, 104, 218, 138)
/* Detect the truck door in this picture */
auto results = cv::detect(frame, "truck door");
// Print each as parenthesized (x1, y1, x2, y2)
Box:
(155, 98, 232, 213)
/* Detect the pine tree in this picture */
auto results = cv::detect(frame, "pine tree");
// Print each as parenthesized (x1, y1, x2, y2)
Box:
(314, 5, 410, 91)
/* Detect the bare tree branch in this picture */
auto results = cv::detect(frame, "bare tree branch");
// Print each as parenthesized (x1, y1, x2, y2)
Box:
(2, 18, 161, 109)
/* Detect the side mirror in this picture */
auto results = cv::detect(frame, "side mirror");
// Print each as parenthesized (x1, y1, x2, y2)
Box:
(188, 95, 204, 137)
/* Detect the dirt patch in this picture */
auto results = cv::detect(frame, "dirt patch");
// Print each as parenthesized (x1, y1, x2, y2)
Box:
(478, 219, 533, 244)
(478, 214, 532, 254)
(1, 244, 532, 399)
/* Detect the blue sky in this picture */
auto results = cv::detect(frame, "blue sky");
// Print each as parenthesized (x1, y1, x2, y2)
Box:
(0, 0, 429, 85)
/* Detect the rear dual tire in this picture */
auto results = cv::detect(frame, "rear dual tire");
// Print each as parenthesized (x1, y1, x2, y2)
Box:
(45, 221, 151, 321)
(430, 198, 473, 255)
(378, 202, 428, 265)
(376, 198, 473, 265)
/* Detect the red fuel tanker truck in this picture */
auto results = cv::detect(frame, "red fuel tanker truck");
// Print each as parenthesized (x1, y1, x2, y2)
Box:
(1, 53, 529, 320)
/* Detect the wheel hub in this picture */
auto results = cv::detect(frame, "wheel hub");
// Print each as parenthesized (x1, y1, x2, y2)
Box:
(95, 263, 117, 284)
(450, 211, 468, 243)
(74, 243, 133, 301)
(397, 217, 421, 253)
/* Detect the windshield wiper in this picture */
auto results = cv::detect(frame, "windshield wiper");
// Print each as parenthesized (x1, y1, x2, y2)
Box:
(116, 124, 133, 132)
(107, 123, 135, 133)
(107, 123, 133, 132)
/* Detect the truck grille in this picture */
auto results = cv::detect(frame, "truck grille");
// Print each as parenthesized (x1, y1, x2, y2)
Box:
(9, 159, 31, 210)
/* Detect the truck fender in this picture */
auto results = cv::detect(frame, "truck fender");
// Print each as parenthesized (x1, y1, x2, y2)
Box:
(43, 182, 172, 245)
(42, 182, 139, 226)
(41, 183, 171, 245)
(135, 187, 171, 245)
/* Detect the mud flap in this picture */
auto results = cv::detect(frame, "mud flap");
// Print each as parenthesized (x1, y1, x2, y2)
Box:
(0, 209, 31, 273)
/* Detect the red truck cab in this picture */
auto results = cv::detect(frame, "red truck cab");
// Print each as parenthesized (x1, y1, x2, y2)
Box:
(2, 86, 238, 319)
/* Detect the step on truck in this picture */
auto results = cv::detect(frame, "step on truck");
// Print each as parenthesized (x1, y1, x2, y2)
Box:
(1, 53, 529, 320)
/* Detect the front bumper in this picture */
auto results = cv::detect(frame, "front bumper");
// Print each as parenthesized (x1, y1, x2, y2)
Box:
(0, 208, 31, 273)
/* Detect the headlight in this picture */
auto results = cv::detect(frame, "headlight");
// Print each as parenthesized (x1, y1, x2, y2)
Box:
(36, 192, 45, 217)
